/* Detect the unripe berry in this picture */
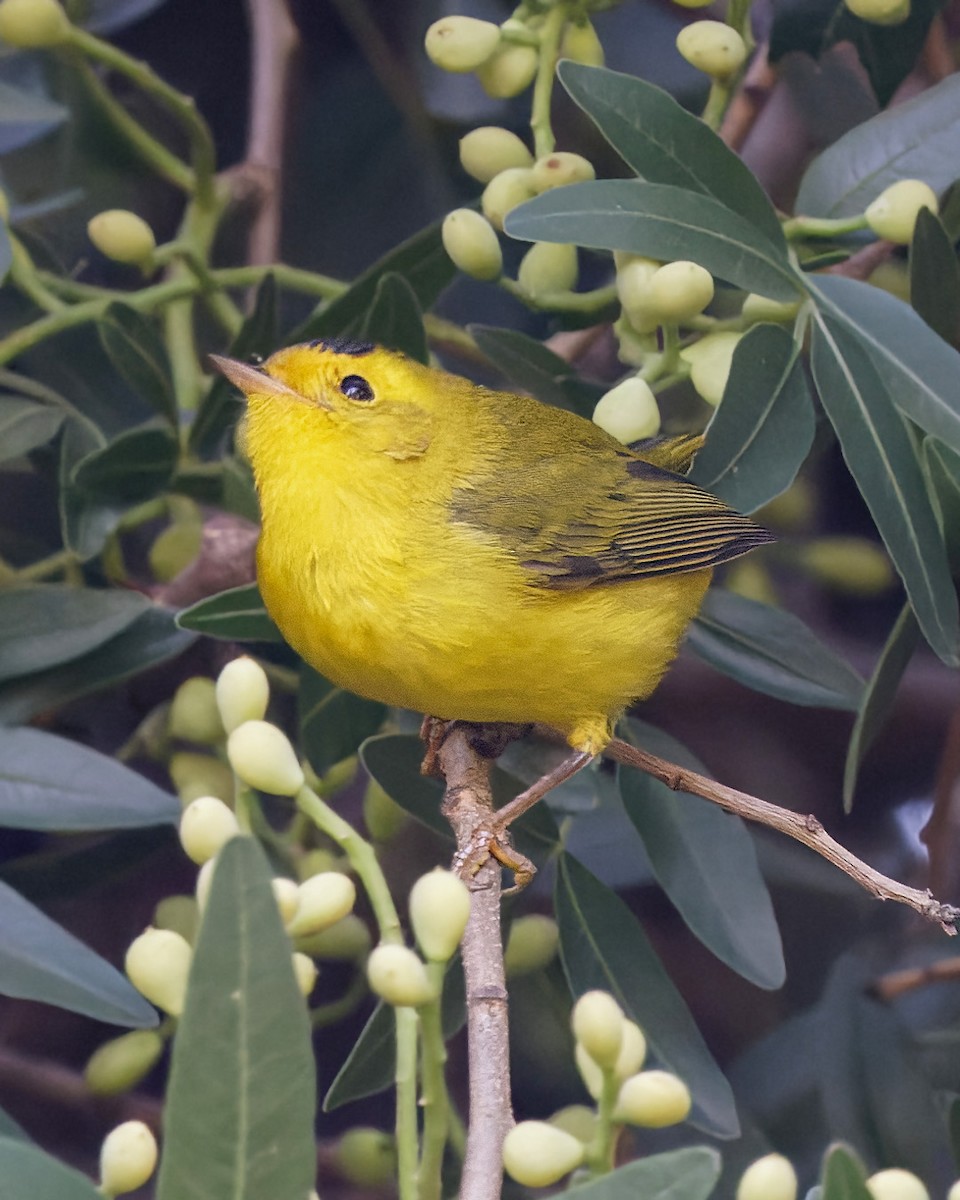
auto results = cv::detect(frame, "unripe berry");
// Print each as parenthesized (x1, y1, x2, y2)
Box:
(0, 0, 69, 47)
(866, 1169, 930, 1200)
(616, 256, 662, 333)
(459, 126, 533, 184)
(424, 16, 500, 72)
(287, 872, 357, 936)
(504, 914, 559, 975)
(671, 0, 715, 10)
(99, 1121, 158, 1197)
(476, 43, 538, 98)
(648, 261, 715, 321)
(572, 990, 625, 1068)
(409, 868, 471, 961)
(363, 778, 408, 842)
(676, 21, 748, 79)
(574, 1018, 648, 1098)
(518, 241, 579, 298)
(865, 179, 938, 244)
(85, 1031, 164, 1097)
(442, 209, 503, 281)
(216, 656, 270, 734)
(153, 894, 199, 944)
(798, 536, 893, 595)
(227, 719, 304, 796)
(87, 210, 156, 266)
(615, 1070, 692, 1127)
(337, 1128, 397, 1188)
(367, 944, 436, 1007)
(169, 751, 233, 805)
(737, 1154, 798, 1200)
(502, 1120, 585, 1187)
(169, 676, 224, 745)
(680, 330, 743, 406)
(195, 858, 216, 912)
(296, 913, 372, 960)
(292, 951, 318, 997)
(844, 0, 909, 22)
(531, 152, 596, 193)
(179, 796, 239, 865)
(124, 928, 192, 1017)
(549, 1105, 598, 1144)
(561, 19, 604, 66)
(593, 377, 661, 444)
(149, 522, 201, 582)
(481, 167, 538, 231)
(947, 1181, 960, 1200)
(741, 293, 802, 323)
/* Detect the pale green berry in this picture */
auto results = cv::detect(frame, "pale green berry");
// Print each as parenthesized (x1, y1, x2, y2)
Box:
(292, 951, 318, 997)
(517, 242, 579, 298)
(87, 209, 156, 266)
(149, 522, 201, 582)
(741, 293, 801, 323)
(947, 1181, 960, 1200)
(409, 868, 471, 961)
(459, 126, 533, 184)
(169, 676, 224, 745)
(298, 847, 347, 879)
(272, 877, 301, 926)
(616, 256, 662, 333)
(179, 796, 239, 865)
(680, 331, 743, 406)
(865, 179, 938, 244)
(125, 928, 191, 1017)
(504, 914, 560, 975)
(615, 1021, 648, 1077)
(442, 208, 503, 281)
(671, 0, 715, 10)
(227, 719, 304, 796)
(798, 536, 894, 595)
(866, 1169, 930, 1200)
(0, 0, 69, 47)
(482, 166, 538, 231)
(215, 656, 270, 734)
(337, 1128, 397, 1188)
(195, 858, 216, 912)
(502, 1120, 585, 1187)
(575, 1042, 604, 1099)
(737, 1154, 798, 1200)
(560, 19, 604, 66)
(593, 378, 661, 444)
(363, 778, 408, 842)
(676, 21, 748, 78)
(648, 261, 715, 321)
(153, 894, 199, 945)
(85, 1031, 165, 1097)
(169, 751, 234, 805)
(287, 872, 357, 936)
(424, 16, 500, 72)
(367, 944, 436, 1007)
(296, 913, 372, 960)
(615, 1070, 692, 1127)
(531, 151, 596, 193)
(99, 1121, 158, 1197)
(549, 1104, 598, 1144)
(572, 990, 625, 1068)
(844, 0, 909, 22)
(476, 42, 538, 98)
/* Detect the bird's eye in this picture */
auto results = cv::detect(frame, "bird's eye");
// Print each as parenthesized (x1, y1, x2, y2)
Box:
(247, 353, 264, 366)
(340, 374, 375, 403)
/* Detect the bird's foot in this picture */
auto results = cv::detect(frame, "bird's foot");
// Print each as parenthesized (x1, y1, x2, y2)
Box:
(453, 824, 537, 894)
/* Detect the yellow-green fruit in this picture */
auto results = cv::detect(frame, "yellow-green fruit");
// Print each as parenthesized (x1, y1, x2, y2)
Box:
(866, 1170, 930, 1200)
(476, 42, 538, 98)
(868, 259, 911, 302)
(615, 1020, 648, 1077)
(844, 0, 909, 22)
(215, 656, 270, 734)
(169, 676, 224, 746)
(572, 990, 625, 1068)
(337, 1128, 396, 1188)
(195, 858, 216, 912)
(153, 894, 199, 945)
(0, 0, 69, 47)
(179, 796, 240, 865)
(648, 260, 715, 321)
(531, 151, 596, 193)
(169, 752, 234, 805)
(504, 914, 560, 975)
(575, 1042, 604, 1099)
(756, 478, 815, 532)
(287, 872, 357, 936)
(947, 1181, 960, 1200)
(459, 126, 533, 183)
(296, 913, 372, 961)
(297, 847, 347, 879)
(671, 0, 715, 10)
(737, 1154, 798, 1200)
(292, 951, 318, 997)
(409, 868, 471, 961)
(424, 16, 500, 72)
(615, 1070, 692, 1127)
(798, 536, 894, 595)
(366, 944, 436, 1007)
(593, 377, 661, 444)
(87, 209, 156, 265)
(124, 928, 192, 1017)
(518, 241, 579, 297)
(442, 209, 503, 281)
(865, 179, 938, 244)
(549, 1105, 598, 1144)
(680, 331, 743, 406)
(85, 1031, 165, 1097)
(482, 167, 538, 231)
(272, 877, 301, 926)
(502, 1120, 585, 1187)
(560, 19, 604, 65)
(99, 1120, 158, 1197)
(725, 560, 778, 606)
(676, 21, 748, 78)
(363, 778, 408, 842)
(616, 256, 662, 334)
(226, 719, 304, 796)
(149, 522, 201, 582)
(742, 292, 802, 323)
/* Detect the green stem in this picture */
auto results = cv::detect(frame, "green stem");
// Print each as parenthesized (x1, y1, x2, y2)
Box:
(8, 237, 66, 313)
(500, 277, 618, 314)
(529, 4, 567, 158)
(417, 961, 450, 1200)
(395, 1006, 420, 1200)
(210, 263, 347, 299)
(782, 213, 869, 240)
(310, 970, 367, 1028)
(659, 322, 681, 376)
(36, 271, 119, 302)
(585, 1069, 620, 1175)
(11, 548, 78, 583)
(160, 243, 244, 336)
(701, 79, 731, 131)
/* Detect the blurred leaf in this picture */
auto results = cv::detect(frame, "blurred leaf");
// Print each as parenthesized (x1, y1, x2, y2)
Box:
(556, 852, 738, 1137)
(950, 1097, 960, 1171)
(0, 395, 63, 461)
(0, 1108, 27, 1141)
(0, 878, 157, 1025)
(843, 603, 920, 811)
(558, 61, 783, 246)
(821, 1144, 873, 1200)
(0, 81, 67, 154)
(97, 303, 176, 425)
(506, 181, 801, 301)
(157, 838, 315, 1200)
(690, 323, 814, 513)
(910, 208, 960, 346)
(299, 666, 386, 775)
(809, 306, 959, 665)
(220, 455, 260, 522)
(324, 1000, 393, 1110)
(796, 74, 960, 217)
(59, 418, 120, 561)
(618, 718, 784, 990)
(0, 1139, 101, 1200)
(469, 325, 605, 417)
(924, 436, 960, 571)
(565, 1148, 722, 1200)
(176, 583, 282, 642)
(360, 272, 428, 363)
(84, 0, 169, 34)
(71, 420, 178, 502)
(688, 589, 865, 709)
(0, 726, 178, 829)
(0, 585, 149, 684)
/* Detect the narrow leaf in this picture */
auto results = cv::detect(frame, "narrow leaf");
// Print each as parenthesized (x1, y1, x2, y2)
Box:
(565, 1147, 722, 1200)
(0, 79, 68, 153)
(324, 1001, 393, 1110)
(0, 396, 63, 461)
(470, 324, 604, 417)
(821, 1144, 873, 1200)
(176, 583, 283, 642)
(97, 303, 176, 425)
(299, 666, 386, 774)
(910, 208, 960, 346)
(0, 1139, 101, 1200)
(924, 436, 960, 571)
(360, 272, 428, 363)
(59, 418, 119, 561)
(71, 421, 178, 502)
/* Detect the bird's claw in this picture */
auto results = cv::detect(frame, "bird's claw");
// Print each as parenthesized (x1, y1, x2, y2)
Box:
(452, 822, 536, 894)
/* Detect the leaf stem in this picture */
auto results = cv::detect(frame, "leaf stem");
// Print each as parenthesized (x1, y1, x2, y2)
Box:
(783, 213, 869, 240)
(395, 1006, 421, 1200)
(499, 277, 618, 314)
(417, 961, 451, 1200)
(584, 1070, 619, 1175)
(529, 4, 567, 159)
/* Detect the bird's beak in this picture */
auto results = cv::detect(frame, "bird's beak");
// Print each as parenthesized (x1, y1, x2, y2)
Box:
(209, 354, 312, 405)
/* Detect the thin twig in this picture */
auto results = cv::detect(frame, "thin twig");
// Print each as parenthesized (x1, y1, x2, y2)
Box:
(872, 955, 960, 1001)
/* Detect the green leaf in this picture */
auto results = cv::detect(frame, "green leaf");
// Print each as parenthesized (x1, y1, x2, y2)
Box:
(809, 305, 959, 665)
(324, 1000, 394, 1110)
(0, 1139, 101, 1200)
(58, 418, 119, 561)
(0, 585, 150, 684)
(949, 1096, 960, 1171)
(688, 589, 865, 709)
(565, 1148, 722, 1200)
(689, 323, 814, 513)
(924, 436, 960, 571)
(910, 208, 960, 346)
(176, 583, 283, 642)
(71, 420, 178, 502)
(360, 272, 428, 363)
(0, 79, 68, 153)
(843, 603, 920, 812)
(0, 395, 63, 462)
(556, 852, 739, 1137)
(156, 838, 316, 1200)
(0, 878, 157, 1025)
(0, 1106, 27, 1141)
(299, 666, 386, 775)
(506, 181, 801, 301)
(618, 718, 784, 990)
(796, 74, 960, 218)
(97, 302, 176, 425)
(821, 1144, 873, 1200)
(557, 61, 783, 247)
(469, 325, 604, 417)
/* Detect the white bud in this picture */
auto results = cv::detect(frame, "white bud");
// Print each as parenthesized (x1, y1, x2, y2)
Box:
(99, 1120, 158, 1196)
(366, 944, 436, 1007)
(215, 656, 270, 733)
(593, 378, 661, 444)
(572, 990, 625, 1068)
(866, 1169, 930, 1200)
(409, 869, 471, 961)
(502, 1120, 584, 1187)
(292, 951, 318, 997)
(287, 872, 357, 936)
(737, 1154, 798, 1200)
(272, 877, 300, 926)
(226, 719, 304, 796)
(178, 796, 239, 865)
(614, 1070, 692, 1127)
(124, 928, 192, 1017)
